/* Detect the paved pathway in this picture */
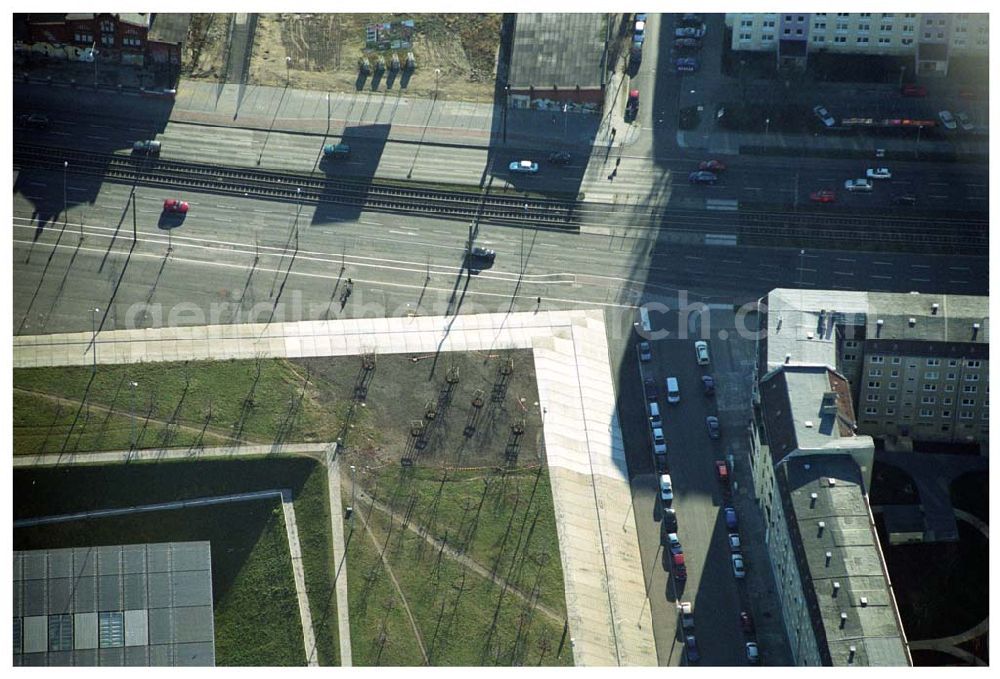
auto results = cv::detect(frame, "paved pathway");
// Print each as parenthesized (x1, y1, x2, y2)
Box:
(14, 310, 658, 666)
(13, 485, 319, 666)
(325, 444, 353, 666)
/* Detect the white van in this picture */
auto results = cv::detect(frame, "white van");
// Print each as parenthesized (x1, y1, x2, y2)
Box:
(666, 377, 680, 403)
(648, 401, 662, 429)
(652, 427, 667, 455)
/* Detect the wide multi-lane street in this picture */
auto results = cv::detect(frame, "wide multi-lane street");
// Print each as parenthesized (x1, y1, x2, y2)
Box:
(12, 10, 987, 668)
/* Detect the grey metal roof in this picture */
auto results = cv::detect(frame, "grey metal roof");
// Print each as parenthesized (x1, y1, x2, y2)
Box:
(508, 13, 607, 90)
(866, 292, 988, 344)
(777, 455, 910, 666)
(148, 13, 190, 44)
(13, 543, 214, 666)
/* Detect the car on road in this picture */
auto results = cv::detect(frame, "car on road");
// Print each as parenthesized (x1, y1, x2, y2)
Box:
(322, 142, 351, 160)
(728, 533, 742, 553)
(746, 642, 760, 664)
(625, 89, 640, 122)
(740, 611, 755, 634)
(162, 199, 189, 214)
(547, 151, 572, 165)
(132, 140, 161, 155)
(715, 460, 729, 484)
(679, 601, 695, 630)
(674, 37, 702, 49)
(659, 474, 674, 504)
(702, 375, 715, 396)
(694, 340, 710, 365)
(634, 19, 645, 39)
(648, 401, 662, 429)
(938, 110, 958, 130)
(901, 83, 927, 97)
(662, 507, 678, 532)
(643, 377, 658, 402)
(844, 178, 873, 193)
(809, 189, 836, 203)
(665, 376, 681, 404)
(705, 416, 720, 439)
(652, 427, 667, 455)
(509, 160, 539, 174)
(675, 57, 699, 72)
(866, 167, 892, 180)
(469, 246, 496, 262)
(667, 532, 683, 555)
(724, 506, 738, 530)
(892, 194, 918, 206)
(956, 112, 974, 131)
(684, 635, 700, 663)
(672, 552, 687, 580)
(19, 113, 51, 129)
(699, 160, 727, 173)
(675, 25, 705, 39)
(688, 171, 717, 185)
(812, 105, 835, 128)
(731, 553, 746, 579)
(654, 453, 668, 473)
(638, 341, 652, 362)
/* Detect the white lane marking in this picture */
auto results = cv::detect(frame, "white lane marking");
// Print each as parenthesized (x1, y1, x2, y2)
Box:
(684, 255, 704, 260)
(67, 187, 89, 192)
(834, 271, 854, 276)
(950, 280, 969, 284)
(872, 274, 892, 279)
(388, 230, 417, 236)
(85, 135, 109, 140)
(929, 194, 948, 199)
(28, 181, 48, 187)
(912, 277, 931, 282)
(835, 257, 856, 262)
(950, 266, 971, 271)
(872, 261, 893, 266)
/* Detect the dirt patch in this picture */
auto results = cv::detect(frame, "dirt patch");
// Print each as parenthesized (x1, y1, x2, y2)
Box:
(295, 349, 542, 472)
(249, 13, 500, 102)
(181, 13, 233, 82)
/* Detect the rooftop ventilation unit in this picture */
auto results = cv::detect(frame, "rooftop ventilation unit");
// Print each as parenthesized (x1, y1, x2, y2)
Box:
(909, 317, 916, 327)
(876, 319, 884, 337)
(828, 478, 837, 487)
(807, 331, 814, 340)
(833, 581, 840, 596)
(932, 303, 939, 314)
(840, 612, 848, 627)
(860, 597, 868, 607)
(785, 353, 792, 364)
(810, 492, 818, 507)
(805, 420, 814, 428)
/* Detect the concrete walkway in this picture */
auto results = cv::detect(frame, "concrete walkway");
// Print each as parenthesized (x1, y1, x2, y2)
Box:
(13, 485, 319, 666)
(324, 444, 353, 666)
(14, 310, 658, 666)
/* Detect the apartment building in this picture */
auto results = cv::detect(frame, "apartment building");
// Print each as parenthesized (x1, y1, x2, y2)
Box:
(757, 289, 988, 447)
(726, 12, 987, 74)
(748, 364, 910, 665)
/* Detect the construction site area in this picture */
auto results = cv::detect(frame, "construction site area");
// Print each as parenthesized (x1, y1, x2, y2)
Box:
(182, 13, 502, 102)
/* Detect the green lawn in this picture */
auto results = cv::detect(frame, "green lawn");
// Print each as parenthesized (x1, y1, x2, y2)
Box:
(13, 458, 338, 666)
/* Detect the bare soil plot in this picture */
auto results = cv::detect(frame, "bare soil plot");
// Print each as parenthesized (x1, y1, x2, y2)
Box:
(249, 13, 500, 102)
(182, 13, 234, 82)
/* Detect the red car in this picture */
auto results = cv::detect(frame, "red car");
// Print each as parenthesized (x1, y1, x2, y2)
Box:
(810, 190, 836, 203)
(625, 89, 640, 121)
(715, 460, 729, 484)
(901, 84, 927, 97)
(163, 199, 189, 213)
(699, 160, 727, 172)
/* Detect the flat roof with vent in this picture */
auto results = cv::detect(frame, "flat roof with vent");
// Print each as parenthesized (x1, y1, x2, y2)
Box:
(508, 13, 607, 91)
(776, 455, 910, 666)
(13, 542, 215, 666)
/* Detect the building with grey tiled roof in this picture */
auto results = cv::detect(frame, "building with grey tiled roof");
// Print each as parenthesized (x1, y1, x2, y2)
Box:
(13, 542, 215, 666)
(507, 13, 609, 109)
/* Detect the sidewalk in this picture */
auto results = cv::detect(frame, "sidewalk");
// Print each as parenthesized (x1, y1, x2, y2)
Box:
(14, 309, 659, 666)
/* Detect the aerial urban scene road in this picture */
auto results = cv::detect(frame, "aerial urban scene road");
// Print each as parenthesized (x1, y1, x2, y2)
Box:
(12, 11, 989, 669)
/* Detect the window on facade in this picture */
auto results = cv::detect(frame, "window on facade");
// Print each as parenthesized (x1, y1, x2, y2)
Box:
(924, 372, 939, 380)
(857, 36, 869, 44)
(963, 385, 978, 393)
(955, 38, 966, 46)
(892, 357, 902, 364)
(965, 373, 980, 381)
(844, 340, 858, 348)
(924, 32, 933, 39)
(960, 411, 974, 420)
(844, 353, 856, 361)
(784, 28, 791, 35)
(869, 368, 882, 377)
(836, 22, 849, 31)
(888, 382, 898, 390)
(943, 397, 953, 405)
(868, 381, 881, 389)
(919, 409, 933, 418)
(946, 372, 957, 380)
(923, 384, 937, 391)
(813, 35, 825, 42)
(865, 406, 878, 415)
(883, 13, 894, 18)
(870, 355, 884, 364)
(905, 13, 917, 18)
(881, 25, 892, 32)
(866, 394, 879, 402)
(962, 398, 976, 407)
(859, 23, 870, 32)
(101, 20, 114, 31)
(742, 20, 753, 27)
(937, 32, 945, 38)
(902, 38, 914, 45)
(926, 358, 941, 366)
(835, 36, 846, 43)
(762, 34, 774, 40)
(967, 360, 981, 368)
(938, 19, 947, 26)
(740, 33, 752, 41)
(921, 395, 936, 404)
(948, 359, 959, 367)
(945, 384, 955, 392)
(765, 20, 775, 27)
(860, 13, 871, 17)
(942, 410, 951, 418)
(796, 28, 803, 35)
(891, 370, 899, 377)
(942, 424, 951, 431)
(983, 410, 990, 419)
(886, 408, 895, 415)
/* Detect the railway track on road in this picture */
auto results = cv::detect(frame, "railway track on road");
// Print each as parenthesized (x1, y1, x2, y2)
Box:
(13, 143, 580, 228)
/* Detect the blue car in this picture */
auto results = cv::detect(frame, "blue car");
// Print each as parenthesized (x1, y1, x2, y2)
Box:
(725, 506, 738, 530)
